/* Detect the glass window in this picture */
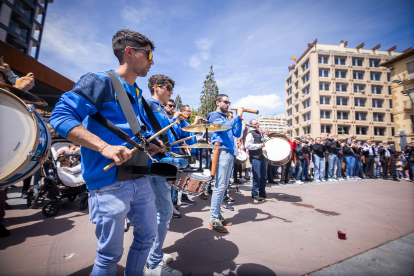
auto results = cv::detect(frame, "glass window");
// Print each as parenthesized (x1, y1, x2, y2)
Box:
(354, 85, 365, 93)
(371, 73, 381, 81)
(388, 87, 392, 95)
(335, 70, 347, 78)
(337, 111, 349, 120)
(373, 113, 384, 122)
(372, 86, 382, 94)
(407, 61, 414, 79)
(320, 96, 330, 105)
(353, 72, 364, 80)
(320, 83, 330, 90)
(321, 110, 331, 119)
(338, 126, 350, 134)
(295, 117, 299, 124)
(356, 112, 367, 120)
(304, 126, 311, 134)
(303, 61, 309, 71)
(288, 120, 292, 127)
(335, 57, 346, 65)
(319, 56, 329, 64)
(288, 109, 292, 116)
(319, 69, 329, 77)
(304, 86, 310, 95)
(374, 128, 385, 136)
(390, 114, 394, 123)
(336, 83, 347, 92)
(356, 127, 367, 135)
(353, 59, 363, 66)
(370, 59, 380, 67)
(287, 77, 292, 85)
(372, 99, 383, 108)
(389, 99, 393, 108)
(321, 125, 331, 133)
(355, 98, 365, 107)
(337, 97, 348, 106)
(30, 46, 38, 58)
(303, 73, 310, 83)
(303, 112, 311, 121)
(387, 73, 391, 82)
(392, 127, 395, 136)
(287, 88, 292, 95)
(288, 98, 292, 105)
(303, 99, 311, 108)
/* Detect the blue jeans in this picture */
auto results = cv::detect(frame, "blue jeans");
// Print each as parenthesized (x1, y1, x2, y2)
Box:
(328, 154, 338, 179)
(354, 158, 364, 177)
(146, 175, 173, 269)
(336, 157, 343, 178)
(295, 160, 303, 180)
(376, 164, 381, 176)
(302, 160, 309, 180)
(210, 150, 234, 221)
(313, 155, 325, 181)
(410, 162, 414, 180)
(396, 171, 404, 178)
(88, 178, 157, 276)
(345, 155, 356, 177)
(250, 158, 267, 198)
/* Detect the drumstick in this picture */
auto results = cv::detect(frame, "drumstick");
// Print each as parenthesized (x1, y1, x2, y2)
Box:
(103, 121, 178, 171)
(211, 142, 221, 176)
(170, 134, 200, 146)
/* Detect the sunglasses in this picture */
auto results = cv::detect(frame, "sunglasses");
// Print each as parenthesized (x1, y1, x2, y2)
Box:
(122, 47, 153, 60)
(220, 100, 231, 105)
(167, 104, 175, 108)
(156, 84, 173, 91)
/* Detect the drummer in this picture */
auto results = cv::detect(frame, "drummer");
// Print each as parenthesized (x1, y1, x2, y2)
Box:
(207, 94, 243, 233)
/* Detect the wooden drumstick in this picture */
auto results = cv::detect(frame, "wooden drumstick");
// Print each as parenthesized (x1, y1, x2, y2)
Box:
(169, 134, 200, 146)
(103, 121, 178, 171)
(210, 142, 221, 176)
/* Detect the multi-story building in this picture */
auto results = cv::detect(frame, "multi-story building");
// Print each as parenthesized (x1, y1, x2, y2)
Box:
(0, 0, 53, 59)
(257, 114, 287, 133)
(285, 39, 405, 143)
(380, 48, 414, 150)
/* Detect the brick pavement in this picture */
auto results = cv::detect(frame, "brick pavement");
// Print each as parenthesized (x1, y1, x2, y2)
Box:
(1, 179, 413, 276)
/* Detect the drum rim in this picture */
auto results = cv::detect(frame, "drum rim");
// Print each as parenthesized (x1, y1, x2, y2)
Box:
(0, 89, 40, 183)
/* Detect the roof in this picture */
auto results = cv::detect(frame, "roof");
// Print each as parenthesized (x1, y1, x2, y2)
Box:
(380, 48, 414, 67)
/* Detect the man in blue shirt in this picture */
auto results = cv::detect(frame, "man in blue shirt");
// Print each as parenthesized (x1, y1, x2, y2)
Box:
(207, 94, 243, 233)
(50, 29, 161, 276)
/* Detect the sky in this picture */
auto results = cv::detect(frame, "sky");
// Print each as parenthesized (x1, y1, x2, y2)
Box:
(38, 0, 414, 121)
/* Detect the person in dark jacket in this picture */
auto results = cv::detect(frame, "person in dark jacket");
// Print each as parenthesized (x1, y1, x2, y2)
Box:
(336, 141, 346, 180)
(353, 140, 364, 179)
(362, 139, 377, 179)
(378, 140, 397, 180)
(299, 135, 311, 182)
(344, 140, 357, 180)
(311, 137, 326, 182)
(294, 141, 307, 184)
(405, 139, 414, 181)
(324, 133, 340, 181)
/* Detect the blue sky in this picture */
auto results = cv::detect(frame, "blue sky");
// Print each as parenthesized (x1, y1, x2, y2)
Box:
(39, 0, 414, 121)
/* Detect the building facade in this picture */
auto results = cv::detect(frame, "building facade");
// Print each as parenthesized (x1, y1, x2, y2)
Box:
(257, 114, 287, 133)
(0, 0, 53, 59)
(380, 48, 414, 150)
(285, 40, 403, 143)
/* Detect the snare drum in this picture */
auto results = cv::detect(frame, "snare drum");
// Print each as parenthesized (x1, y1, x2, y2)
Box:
(169, 169, 211, 196)
(236, 149, 247, 164)
(0, 89, 51, 188)
(262, 137, 291, 166)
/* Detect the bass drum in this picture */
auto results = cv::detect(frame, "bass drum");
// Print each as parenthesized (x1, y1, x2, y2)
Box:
(236, 149, 247, 164)
(262, 137, 291, 166)
(0, 88, 51, 188)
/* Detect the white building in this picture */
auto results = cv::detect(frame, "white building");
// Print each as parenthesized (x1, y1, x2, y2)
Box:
(257, 114, 287, 133)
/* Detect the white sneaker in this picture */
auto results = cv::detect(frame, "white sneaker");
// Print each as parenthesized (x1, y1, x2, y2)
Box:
(144, 260, 182, 276)
(356, 177, 362, 180)
(338, 178, 345, 181)
(333, 179, 338, 182)
(321, 179, 326, 182)
(328, 179, 334, 182)
(346, 176, 351, 180)
(314, 180, 321, 182)
(296, 180, 304, 184)
(163, 253, 173, 264)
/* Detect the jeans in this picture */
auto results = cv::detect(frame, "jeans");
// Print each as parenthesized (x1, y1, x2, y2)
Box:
(88, 177, 157, 276)
(146, 175, 173, 269)
(313, 155, 325, 181)
(396, 171, 404, 178)
(336, 157, 343, 178)
(250, 157, 267, 198)
(345, 155, 356, 177)
(302, 160, 309, 180)
(210, 150, 234, 221)
(354, 158, 364, 177)
(376, 163, 381, 176)
(410, 162, 414, 180)
(328, 154, 338, 179)
(295, 159, 303, 180)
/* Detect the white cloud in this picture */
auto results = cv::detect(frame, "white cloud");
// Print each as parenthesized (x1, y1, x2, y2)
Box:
(188, 38, 214, 69)
(231, 94, 283, 115)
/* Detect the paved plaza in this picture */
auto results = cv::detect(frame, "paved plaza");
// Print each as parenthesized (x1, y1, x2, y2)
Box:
(1, 179, 414, 276)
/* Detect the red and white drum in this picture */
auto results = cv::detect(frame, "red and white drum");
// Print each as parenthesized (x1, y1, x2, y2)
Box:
(262, 137, 291, 166)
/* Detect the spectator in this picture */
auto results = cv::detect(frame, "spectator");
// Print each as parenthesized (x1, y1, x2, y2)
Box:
(324, 133, 340, 181)
(311, 137, 325, 182)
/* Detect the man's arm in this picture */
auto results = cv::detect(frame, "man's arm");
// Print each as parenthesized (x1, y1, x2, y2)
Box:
(245, 133, 262, 150)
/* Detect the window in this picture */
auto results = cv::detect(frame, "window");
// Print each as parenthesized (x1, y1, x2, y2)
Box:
(389, 99, 393, 108)
(370, 59, 380, 67)
(295, 105, 299, 112)
(319, 56, 329, 64)
(303, 61, 309, 71)
(303, 73, 310, 83)
(288, 109, 292, 116)
(288, 120, 292, 127)
(289, 130, 293, 137)
(371, 86, 382, 94)
(371, 73, 381, 81)
(287, 77, 292, 85)
(390, 114, 394, 123)
(287, 88, 292, 95)
(353, 59, 363, 66)
(320, 83, 330, 90)
(304, 86, 310, 95)
(319, 69, 329, 77)
(288, 98, 292, 105)
(372, 99, 383, 108)
(387, 73, 391, 82)
(303, 99, 311, 108)
(320, 110, 331, 119)
(353, 71, 364, 80)
(36, 12, 44, 24)
(356, 112, 367, 120)
(392, 127, 395, 136)
(320, 96, 330, 105)
(337, 111, 349, 120)
(374, 128, 385, 136)
(321, 125, 331, 133)
(354, 85, 365, 93)
(356, 127, 367, 135)
(33, 29, 40, 41)
(14, 0, 33, 20)
(304, 126, 311, 134)
(303, 112, 311, 121)
(337, 97, 348, 106)
(30, 46, 38, 58)
(294, 70, 298, 78)
(335, 70, 347, 78)
(335, 57, 346, 65)
(295, 129, 299, 136)
(355, 98, 365, 107)
(338, 126, 350, 134)
(336, 83, 348, 92)
(407, 61, 414, 79)
(295, 117, 299, 124)
(373, 113, 384, 122)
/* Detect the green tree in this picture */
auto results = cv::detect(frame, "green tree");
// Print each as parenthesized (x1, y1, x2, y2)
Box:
(199, 65, 219, 118)
(174, 94, 183, 111)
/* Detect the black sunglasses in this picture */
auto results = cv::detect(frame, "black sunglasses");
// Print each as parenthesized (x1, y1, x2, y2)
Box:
(167, 104, 175, 108)
(122, 47, 153, 60)
(156, 84, 173, 92)
(220, 100, 231, 105)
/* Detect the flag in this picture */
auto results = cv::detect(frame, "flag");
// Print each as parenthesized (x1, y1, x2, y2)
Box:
(291, 56, 297, 61)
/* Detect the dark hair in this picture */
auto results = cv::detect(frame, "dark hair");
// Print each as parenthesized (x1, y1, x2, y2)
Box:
(180, 105, 190, 112)
(168, 99, 175, 104)
(215, 94, 228, 105)
(0, 71, 6, 82)
(147, 74, 175, 95)
(112, 29, 155, 63)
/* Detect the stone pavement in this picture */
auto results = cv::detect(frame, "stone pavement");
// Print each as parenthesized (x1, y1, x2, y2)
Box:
(1, 178, 414, 276)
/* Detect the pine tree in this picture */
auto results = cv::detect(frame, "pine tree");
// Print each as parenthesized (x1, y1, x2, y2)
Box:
(175, 94, 183, 111)
(199, 66, 219, 118)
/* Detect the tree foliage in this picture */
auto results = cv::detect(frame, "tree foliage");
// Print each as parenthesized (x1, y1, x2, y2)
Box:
(174, 94, 183, 111)
(199, 66, 219, 118)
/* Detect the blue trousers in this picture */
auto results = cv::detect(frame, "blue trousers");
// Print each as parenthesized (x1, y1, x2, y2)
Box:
(345, 155, 356, 177)
(250, 157, 267, 198)
(313, 155, 325, 181)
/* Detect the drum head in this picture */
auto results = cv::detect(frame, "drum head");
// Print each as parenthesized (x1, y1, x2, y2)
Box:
(0, 90, 37, 182)
(263, 138, 291, 162)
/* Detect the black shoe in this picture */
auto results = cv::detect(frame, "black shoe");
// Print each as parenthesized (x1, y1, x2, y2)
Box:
(251, 197, 264, 203)
(172, 199, 179, 210)
(234, 179, 242, 184)
(280, 181, 286, 185)
(268, 180, 277, 184)
(0, 224, 10, 238)
(393, 178, 400, 182)
(5, 203, 12, 210)
(304, 179, 311, 182)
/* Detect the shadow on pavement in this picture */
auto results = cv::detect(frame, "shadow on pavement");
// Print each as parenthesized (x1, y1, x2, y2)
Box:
(68, 264, 125, 276)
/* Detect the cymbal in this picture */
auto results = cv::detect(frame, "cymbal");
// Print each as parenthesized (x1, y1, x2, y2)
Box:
(176, 143, 223, 149)
(0, 83, 48, 106)
(181, 123, 231, 133)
